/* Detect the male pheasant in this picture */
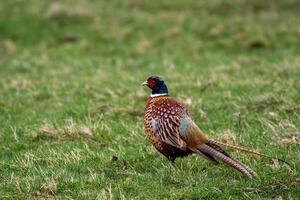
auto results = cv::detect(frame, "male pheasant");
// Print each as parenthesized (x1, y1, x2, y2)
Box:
(142, 76, 277, 178)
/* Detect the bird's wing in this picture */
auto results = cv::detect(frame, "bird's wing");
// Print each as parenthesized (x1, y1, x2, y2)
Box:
(151, 99, 188, 150)
(151, 112, 208, 150)
(151, 97, 208, 150)
(151, 115, 187, 150)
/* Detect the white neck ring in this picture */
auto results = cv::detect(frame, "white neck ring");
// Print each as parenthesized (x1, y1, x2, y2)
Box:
(150, 93, 168, 97)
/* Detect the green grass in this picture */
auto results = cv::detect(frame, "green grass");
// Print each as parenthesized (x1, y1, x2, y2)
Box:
(1, 0, 300, 199)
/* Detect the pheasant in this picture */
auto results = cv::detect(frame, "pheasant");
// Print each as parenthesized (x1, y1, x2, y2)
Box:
(142, 76, 288, 178)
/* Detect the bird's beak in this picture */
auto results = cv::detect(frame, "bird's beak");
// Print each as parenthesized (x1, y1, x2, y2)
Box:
(142, 81, 148, 86)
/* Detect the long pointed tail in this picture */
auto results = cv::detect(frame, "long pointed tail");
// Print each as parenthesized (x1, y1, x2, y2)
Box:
(208, 139, 291, 166)
(208, 139, 266, 157)
(195, 144, 257, 178)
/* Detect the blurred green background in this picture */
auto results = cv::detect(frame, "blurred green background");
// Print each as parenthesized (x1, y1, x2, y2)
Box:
(0, 0, 299, 199)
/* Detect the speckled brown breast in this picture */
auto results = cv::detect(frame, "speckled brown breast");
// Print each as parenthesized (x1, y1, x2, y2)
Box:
(143, 96, 192, 161)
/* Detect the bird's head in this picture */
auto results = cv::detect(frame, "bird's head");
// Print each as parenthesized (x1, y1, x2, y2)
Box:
(142, 76, 168, 97)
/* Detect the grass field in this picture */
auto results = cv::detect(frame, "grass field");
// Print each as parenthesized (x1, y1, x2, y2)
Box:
(0, 0, 300, 199)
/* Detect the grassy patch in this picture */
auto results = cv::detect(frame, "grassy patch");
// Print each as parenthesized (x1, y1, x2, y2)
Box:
(0, 0, 299, 199)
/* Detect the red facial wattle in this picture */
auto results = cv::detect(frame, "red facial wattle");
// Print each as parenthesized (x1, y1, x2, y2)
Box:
(148, 79, 156, 89)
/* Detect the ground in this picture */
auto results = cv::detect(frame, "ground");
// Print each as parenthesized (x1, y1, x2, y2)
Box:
(0, 0, 299, 199)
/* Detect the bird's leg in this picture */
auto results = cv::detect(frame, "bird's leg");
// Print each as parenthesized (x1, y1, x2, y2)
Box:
(167, 156, 176, 165)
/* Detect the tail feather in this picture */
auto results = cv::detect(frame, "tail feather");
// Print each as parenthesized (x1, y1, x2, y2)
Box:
(196, 149, 219, 164)
(194, 144, 256, 178)
(205, 141, 232, 158)
(208, 139, 266, 157)
(208, 139, 292, 167)
(205, 142, 257, 177)
(225, 154, 257, 177)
